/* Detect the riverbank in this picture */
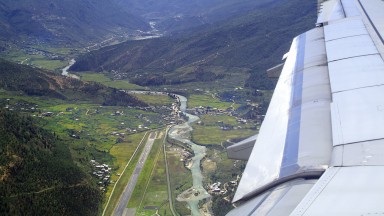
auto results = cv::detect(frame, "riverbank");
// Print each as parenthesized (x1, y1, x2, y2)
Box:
(168, 95, 211, 216)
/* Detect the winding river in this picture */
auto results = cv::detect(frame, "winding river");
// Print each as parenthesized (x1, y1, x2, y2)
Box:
(168, 95, 210, 215)
(61, 59, 80, 79)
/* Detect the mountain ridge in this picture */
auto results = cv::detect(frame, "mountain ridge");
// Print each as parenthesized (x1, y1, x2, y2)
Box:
(0, 0, 150, 47)
(113, 0, 277, 33)
(70, 0, 317, 90)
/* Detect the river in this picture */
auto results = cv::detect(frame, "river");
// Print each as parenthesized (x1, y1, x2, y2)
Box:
(168, 95, 210, 215)
(61, 59, 80, 79)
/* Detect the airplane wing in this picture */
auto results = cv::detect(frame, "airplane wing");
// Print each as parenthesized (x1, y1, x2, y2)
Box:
(227, 0, 384, 215)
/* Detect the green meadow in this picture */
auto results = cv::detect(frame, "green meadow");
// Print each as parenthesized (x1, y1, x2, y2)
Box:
(79, 73, 146, 90)
(188, 94, 239, 110)
(191, 114, 257, 146)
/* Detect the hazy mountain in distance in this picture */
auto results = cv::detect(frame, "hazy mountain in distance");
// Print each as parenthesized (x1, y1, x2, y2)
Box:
(71, 0, 316, 89)
(0, 0, 150, 46)
(112, 0, 277, 33)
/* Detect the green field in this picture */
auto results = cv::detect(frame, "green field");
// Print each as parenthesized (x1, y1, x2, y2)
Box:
(32, 46, 76, 56)
(191, 115, 257, 145)
(133, 94, 174, 106)
(26, 55, 68, 70)
(188, 94, 240, 110)
(0, 91, 164, 153)
(80, 73, 146, 90)
(1, 49, 68, 71)
(41, 104, 161, 151)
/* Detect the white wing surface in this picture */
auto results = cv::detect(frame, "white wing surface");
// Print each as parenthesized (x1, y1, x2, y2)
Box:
(228, 0, 384, 215)
(232, 27, 332, 203)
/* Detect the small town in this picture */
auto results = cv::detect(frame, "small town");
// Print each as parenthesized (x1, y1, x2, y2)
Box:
(90, 160, 112, 192)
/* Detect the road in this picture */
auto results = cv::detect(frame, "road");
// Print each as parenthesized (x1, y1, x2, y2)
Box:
(113, 132, 157, 216)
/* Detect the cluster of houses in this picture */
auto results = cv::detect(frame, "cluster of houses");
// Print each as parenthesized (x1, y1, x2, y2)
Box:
(42, 112, 54, 117)
(110, 131, 126, 137)
(162, 114, 177, 125)
(129, 105, 182, 126)
(188, 105, 263, 125)
(23, 47, 64, 60)
(180, 149, 193, 162)
(90, 160, 112, 192)
(111, 110, 123, 116)
(209, 182, 224, 193)
(208, 180, 238, 195)
(1, 101, 73, 120)
(84, 31, 137, 53)
(124, 91, 189, 125)
(2, 99, 40, 113)
(187, 106, 236, 117)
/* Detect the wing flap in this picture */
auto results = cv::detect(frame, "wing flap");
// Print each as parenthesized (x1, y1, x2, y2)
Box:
(291, 167, 384, 216)
(233, 27, 332, 202)
(227, 179, 317, 216)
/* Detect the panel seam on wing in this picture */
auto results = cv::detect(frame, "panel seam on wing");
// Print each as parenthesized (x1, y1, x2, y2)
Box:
(290, 167, 340, 216)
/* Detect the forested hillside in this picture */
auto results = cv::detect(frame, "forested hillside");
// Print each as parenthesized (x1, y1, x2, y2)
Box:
(0, 0, 149, 46)
(0, 109, 102, 215)
(71, 0, 317, 91)
(0, 59, 147, 107)
(113, 0, 277, 32)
